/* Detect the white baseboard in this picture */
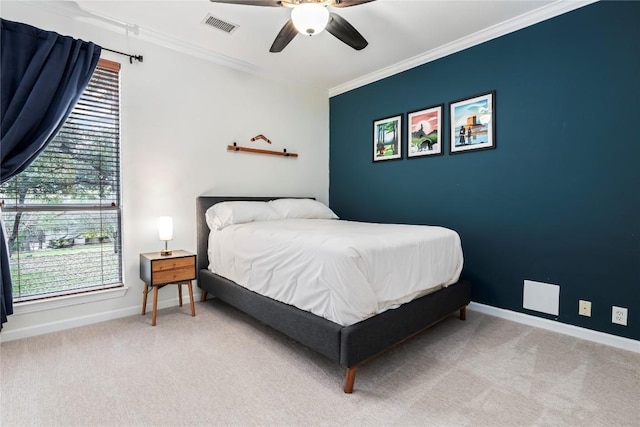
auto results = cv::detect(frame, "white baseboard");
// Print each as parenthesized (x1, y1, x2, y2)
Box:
(468, 302, 640, 353)
(0, 292, 204, 343)
(3, 297, 637, 353)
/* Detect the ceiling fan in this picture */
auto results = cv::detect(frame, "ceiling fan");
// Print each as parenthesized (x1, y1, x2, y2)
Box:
(209, 0, 375, 53)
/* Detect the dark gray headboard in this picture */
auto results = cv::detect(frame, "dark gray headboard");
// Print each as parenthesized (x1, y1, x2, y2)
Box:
(195, 196, 313, 272)
(196, 196, 277, 272)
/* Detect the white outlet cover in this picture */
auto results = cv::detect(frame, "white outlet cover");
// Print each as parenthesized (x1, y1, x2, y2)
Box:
(612, 306, 628, 326)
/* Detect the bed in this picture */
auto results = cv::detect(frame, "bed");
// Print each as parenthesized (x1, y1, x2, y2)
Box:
(196, 196, 471, 393)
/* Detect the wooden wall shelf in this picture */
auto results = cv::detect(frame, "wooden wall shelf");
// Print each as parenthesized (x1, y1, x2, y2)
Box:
(227, 142, 298, 158)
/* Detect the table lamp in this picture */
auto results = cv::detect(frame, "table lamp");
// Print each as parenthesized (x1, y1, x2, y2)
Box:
(158, 216, 173, 256)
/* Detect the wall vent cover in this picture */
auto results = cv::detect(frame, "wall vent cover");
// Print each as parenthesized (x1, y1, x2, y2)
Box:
(201, 14, 238, 34)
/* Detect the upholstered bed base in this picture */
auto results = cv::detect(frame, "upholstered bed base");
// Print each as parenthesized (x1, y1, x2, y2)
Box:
(196, 196, 471, 393)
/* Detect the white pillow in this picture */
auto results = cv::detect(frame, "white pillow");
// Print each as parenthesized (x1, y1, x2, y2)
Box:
(269, 198, 338, 220)
(205, 201, 282, 231)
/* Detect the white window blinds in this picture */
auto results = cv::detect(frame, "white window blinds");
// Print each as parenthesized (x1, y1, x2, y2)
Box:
(0, 59, 123, 301)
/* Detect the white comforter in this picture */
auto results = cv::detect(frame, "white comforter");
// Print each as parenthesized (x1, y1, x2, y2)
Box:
(208, 219, 463, 326)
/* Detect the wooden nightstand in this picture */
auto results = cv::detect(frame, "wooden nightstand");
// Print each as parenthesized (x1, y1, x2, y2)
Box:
(140, 250, 196, 326)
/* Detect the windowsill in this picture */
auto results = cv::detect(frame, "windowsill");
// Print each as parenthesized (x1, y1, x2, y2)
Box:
(13, 286, 129, 315)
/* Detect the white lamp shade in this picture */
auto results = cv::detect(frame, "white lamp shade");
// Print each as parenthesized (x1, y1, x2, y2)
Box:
(291, 3, 329, 36)
(158, 216, 173, 241)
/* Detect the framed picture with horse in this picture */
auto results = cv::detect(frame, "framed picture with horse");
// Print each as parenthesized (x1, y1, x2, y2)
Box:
(407, 104, 444, 158)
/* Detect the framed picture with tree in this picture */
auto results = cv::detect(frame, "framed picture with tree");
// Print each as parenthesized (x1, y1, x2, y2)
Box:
(373, 114, 402, 162)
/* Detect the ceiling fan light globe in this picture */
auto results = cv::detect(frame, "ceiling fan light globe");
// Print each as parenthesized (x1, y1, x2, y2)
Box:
(291, 3, 329, 36)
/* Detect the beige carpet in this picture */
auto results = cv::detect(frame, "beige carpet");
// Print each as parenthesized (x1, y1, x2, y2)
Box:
(1, 300, 638, 426)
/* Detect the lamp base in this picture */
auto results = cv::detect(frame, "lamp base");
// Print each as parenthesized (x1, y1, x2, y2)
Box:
(160, 249, 172, 256)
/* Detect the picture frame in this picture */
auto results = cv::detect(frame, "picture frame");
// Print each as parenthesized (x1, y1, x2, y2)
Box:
(373, 114, 402, 162)
(407, 104, 444, 158)
(449, 91, 495, 154)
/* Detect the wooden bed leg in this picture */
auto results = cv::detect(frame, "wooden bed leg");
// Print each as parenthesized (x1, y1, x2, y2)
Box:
(344, 367, 358, 394)
(460, 306, 467, 321)
(200, 291, 207, 302)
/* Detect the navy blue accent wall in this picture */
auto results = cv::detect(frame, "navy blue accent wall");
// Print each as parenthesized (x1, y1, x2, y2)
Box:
(329, 1, 639, 340)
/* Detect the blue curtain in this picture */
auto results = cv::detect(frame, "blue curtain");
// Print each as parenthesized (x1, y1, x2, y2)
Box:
(0, 19, 101, 330)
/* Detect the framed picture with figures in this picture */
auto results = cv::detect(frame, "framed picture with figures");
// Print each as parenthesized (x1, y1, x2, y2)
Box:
(449, 91, 496, 154)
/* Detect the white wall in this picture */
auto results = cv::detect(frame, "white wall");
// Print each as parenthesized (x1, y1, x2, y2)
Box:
(1, 2, 329, 340)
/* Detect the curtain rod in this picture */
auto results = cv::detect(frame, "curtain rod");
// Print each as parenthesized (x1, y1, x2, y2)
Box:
(101, 47, 143, 64)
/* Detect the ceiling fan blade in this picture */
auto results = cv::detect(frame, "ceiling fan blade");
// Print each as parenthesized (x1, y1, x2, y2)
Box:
(325, 13, 368, 50)
(209, 0, 282, 7)
(270, 20, 298, 53)
(331, 0, 375, 8)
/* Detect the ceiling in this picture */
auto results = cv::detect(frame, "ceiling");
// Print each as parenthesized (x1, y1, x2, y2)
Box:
(38, 1, 591, 95)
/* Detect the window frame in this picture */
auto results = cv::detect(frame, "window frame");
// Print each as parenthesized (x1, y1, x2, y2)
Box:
(1, 58, 125, 304)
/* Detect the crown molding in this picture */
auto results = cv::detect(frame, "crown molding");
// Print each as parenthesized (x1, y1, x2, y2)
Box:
(18, 1, 300, 89)
(328, 0, 599, 97)
(22, 1, 268, 76)
(16, 0, 597, 97)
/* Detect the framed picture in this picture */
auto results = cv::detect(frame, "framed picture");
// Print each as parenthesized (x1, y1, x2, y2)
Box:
(373, 114, 402, 162)
(407, 104, 444, 158)
(449, 91, 495, 154)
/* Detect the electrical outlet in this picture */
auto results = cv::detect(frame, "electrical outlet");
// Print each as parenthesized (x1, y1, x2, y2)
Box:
(612, 306, 628, 326)
(579, 300, 591, 317)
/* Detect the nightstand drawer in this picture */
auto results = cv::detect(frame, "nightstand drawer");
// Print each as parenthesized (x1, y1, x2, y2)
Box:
(152, 263, 195, 284)
(140, 251, 196, 286)
(152, 256, 194, 273)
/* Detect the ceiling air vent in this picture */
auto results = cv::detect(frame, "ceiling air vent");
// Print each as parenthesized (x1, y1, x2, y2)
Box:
(201, 14, 238, 34)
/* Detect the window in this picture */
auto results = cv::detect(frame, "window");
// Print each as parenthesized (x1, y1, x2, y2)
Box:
(0, 59, 123, 302)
